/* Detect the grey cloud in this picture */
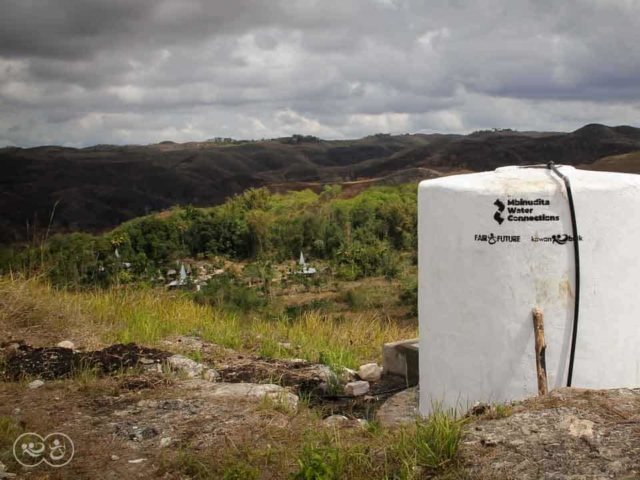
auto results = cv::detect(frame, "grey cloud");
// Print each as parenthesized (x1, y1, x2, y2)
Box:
(1, 0, 639, 147)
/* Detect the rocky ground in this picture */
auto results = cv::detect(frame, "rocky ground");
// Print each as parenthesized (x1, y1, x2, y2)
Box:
(0, 338, 404, 479)
(1, 338, 640, 479)
(463, 388, 640, 480)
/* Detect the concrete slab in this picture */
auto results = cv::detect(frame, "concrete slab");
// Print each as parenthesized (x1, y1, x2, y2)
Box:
(382, 338, 419, 386)
(376, 387, 419, 427)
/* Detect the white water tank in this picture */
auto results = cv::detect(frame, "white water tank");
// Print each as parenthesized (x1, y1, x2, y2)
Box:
(418, 166, 640, 415)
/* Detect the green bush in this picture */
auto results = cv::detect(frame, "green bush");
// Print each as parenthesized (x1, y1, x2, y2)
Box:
(381, 249, 403, 280)
(195, 275, 266, 312)
(341, 286, 391, 311)
(399, 278, 418, 316)
(342, 288, 367, 310)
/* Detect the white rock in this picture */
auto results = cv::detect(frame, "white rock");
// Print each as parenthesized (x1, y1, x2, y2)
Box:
(342, 367, 357, 381)
(322, 415, 352, 428)
(183, 380, 299, 411)
(345, 381, 370, 396)
(204, 369, 220, 382)
(28, 380, 45, 389)
(0, 462, 16, 478)
(56, 340, 75, 350)
(178, 336, 203, 350)
(357, 363, 382, 382)
(160, 437, 172, 448)
(144, 363, 163, 374)
(559, 416, 595, 439)
(0, 459, 16, 478)
(110, 455, 119, 461)
(317, 366, 340, 387)
(166, 355, 205, 378)
(128, 458, 146, 464)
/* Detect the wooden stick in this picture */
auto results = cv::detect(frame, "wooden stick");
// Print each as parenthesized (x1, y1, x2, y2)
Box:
(532, 308, 548, 396)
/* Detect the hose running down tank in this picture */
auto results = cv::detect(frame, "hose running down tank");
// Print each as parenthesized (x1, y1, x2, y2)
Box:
(546, 162, 581, 387)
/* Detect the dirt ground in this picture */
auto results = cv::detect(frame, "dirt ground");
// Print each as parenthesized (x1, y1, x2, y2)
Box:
(2, 340, 640, 479)
(0, 339, 407, 479)
(462, 388, 640, 479)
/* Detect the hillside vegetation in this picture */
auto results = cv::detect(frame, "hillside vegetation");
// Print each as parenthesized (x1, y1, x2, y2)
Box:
(1, 184, 417, 288)
(3, 124, 640, 243)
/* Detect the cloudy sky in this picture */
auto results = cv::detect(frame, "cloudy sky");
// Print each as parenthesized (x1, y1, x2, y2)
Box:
(1, 0, 640, 147)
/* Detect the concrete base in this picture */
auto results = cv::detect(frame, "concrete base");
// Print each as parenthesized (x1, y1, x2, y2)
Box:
(382, 338, 419, 386)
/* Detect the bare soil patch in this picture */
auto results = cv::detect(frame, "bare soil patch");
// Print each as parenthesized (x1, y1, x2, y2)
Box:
(1, 343, 172, 380)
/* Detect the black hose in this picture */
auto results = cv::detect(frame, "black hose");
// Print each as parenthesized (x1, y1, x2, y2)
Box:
(546, 162, 581, 387)
(313, 384, 410, 400)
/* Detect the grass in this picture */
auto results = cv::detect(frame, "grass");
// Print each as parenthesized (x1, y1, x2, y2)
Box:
(484, 403, 513, 420)
(401, 409, 467, 470)
(0, 416, 23, 469)
(0, 275, 440, 478)
(292, 442, 346, 479)
(258, 390, 298, 416)
(0, 276, 417, 372)
(155, 405, 468, 480)
(340, 285, 397, 311)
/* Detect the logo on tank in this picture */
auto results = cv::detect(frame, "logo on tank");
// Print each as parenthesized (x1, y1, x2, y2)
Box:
(531, 234, 584, 244)
(493, 199, 505, 224)
(474, 234, 521, 244)
(492, 198, 560, 224)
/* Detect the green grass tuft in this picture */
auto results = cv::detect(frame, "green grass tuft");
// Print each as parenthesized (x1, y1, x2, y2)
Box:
(0, 416, 23, 468)
(393, 407, 467, 474)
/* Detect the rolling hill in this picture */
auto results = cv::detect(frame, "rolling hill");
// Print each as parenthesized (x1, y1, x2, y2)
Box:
(2, 124, 640, 243)
(583, 151, 640, 174)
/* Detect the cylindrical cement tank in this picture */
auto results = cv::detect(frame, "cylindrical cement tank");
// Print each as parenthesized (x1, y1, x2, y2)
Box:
(418, 166, 640, 415)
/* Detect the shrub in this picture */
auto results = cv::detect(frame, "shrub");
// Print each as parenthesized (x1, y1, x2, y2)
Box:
(195, 275, 266, 312)
(399, 278, 418, 316)
(340, 286, 392, 311)
(285, 299, 333, 319)
(381, 250, 403, 280)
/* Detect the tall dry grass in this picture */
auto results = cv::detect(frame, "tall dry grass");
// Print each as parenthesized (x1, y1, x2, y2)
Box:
(0, 276, 417, 369)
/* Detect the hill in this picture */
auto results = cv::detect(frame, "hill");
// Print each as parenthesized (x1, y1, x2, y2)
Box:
(2, 124, 640, 243)
(583, 150, 640, 174)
